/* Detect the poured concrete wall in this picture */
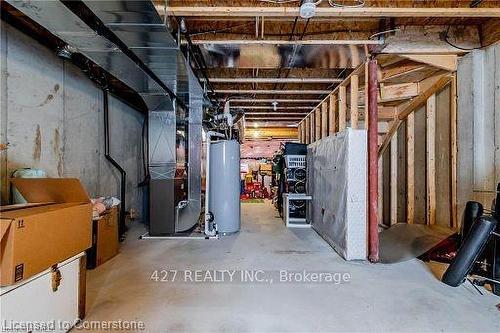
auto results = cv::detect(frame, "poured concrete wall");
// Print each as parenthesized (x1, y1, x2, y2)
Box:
(457, 44, 500, 217)
(0, 23, 145, 217)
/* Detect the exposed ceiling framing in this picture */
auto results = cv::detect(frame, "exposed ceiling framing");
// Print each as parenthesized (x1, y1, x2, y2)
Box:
(166, 0, 500, 129)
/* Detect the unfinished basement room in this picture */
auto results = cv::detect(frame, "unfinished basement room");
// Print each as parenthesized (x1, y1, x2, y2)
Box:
(1, 0, 500, 332)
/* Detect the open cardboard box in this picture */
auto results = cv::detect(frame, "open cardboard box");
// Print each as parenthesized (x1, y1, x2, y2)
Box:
(0, 178, 92, 286)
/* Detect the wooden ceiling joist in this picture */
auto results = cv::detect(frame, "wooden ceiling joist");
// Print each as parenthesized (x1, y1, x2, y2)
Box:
(204, 78, 343, 83)
(244, 112, 309, 115)
(232, 106, 311, 110)
(189, 39, 382, 45)
(227, 99, 321, 103)
(170, 6, 500, 18)
(214, 89, 331, 94)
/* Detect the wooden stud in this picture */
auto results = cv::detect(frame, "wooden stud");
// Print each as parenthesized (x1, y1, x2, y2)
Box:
(302, 122, 307, 143)
(350, 74, 359, 129)
(299, 122, 303, 143)
(310, 114, 315, 143)
(364, 62, 369, 129)
(321, 102, 328, 138)
(304, 117, 311, 144)
(329, 94, 336, 135)
(339, 86, 347, 131)
(390, 134, 398, 225)
(426, 94, 437, 226)
(315, 108, 321, 141)
(450, 75, 458, 229)
(407, 112, 415, 224)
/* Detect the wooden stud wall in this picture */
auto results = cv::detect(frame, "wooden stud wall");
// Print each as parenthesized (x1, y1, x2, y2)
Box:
(382, 86, 456, 227)
(296, 56, 458, 229)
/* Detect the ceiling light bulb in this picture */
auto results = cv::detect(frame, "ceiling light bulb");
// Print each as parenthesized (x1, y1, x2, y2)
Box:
(300, 0, 317, 19)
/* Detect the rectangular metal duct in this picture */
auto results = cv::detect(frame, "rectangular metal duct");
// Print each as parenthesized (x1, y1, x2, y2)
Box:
(7, 0, 204, 235)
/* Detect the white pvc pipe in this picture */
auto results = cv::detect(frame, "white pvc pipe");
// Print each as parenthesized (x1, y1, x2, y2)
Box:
(204, 131, 226, 236)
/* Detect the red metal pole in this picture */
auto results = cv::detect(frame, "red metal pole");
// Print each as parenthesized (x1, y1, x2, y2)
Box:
(368, 59, 379, 262)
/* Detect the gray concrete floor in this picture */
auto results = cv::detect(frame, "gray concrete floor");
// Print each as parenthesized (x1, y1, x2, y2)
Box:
(86, 202, 500, 332)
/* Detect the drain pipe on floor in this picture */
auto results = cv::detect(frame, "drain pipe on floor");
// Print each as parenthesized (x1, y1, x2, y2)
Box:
(204, 131, 226, 236)
(103, 90, 127, 240)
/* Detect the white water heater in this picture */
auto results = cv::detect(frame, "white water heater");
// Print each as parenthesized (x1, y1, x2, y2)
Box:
(209, 140, 241, 234)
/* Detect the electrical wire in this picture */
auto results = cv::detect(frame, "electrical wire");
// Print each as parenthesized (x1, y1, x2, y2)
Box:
(369, 28, 400, 40)
(189, 22, 254, 37)
(259, 0, 300, 3)
(327, 0, 365, 8)
(444, 25, 492, 51)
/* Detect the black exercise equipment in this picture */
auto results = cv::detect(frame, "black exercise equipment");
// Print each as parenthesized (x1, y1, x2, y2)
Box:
(460, 201, 483, 245)
(493, 183, 500, 295)
(442, 216, 497, 287)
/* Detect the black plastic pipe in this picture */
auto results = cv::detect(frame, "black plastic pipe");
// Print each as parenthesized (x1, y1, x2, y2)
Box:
(103, 90, 127, 240)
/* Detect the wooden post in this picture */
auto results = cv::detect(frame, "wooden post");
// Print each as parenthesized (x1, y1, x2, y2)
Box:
(315, 108, 321, 141)
(339, 86, 347, 131)
(305, 117, 310, 144)
(368, 59, 379, 262)
(426, 94, 436, 226)
(350, 74, 359, 129)
(298, 122, 302, 143)
(329, 94, 336, 135)
(450, 75, 458, 229)
(407, 112, 415, 224)
(364, 62, 369, 129)
(390, 134, 398, 225)
(310, 113, 315, 143)
(302, 122, 306, 143)
(321, 101, 328, 138)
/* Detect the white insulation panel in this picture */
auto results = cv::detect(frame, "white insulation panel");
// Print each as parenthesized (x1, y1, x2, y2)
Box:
(307, 128, 367, 260)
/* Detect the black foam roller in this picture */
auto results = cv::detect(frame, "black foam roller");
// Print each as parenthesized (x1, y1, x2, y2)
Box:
(442, 216, 497, 287)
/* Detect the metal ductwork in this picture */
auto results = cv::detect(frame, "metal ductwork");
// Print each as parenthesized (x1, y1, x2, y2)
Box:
(7, 0, 204, 235)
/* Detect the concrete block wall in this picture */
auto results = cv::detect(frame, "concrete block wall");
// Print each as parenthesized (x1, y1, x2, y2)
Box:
(457, 43, 500, 216)
(0, 22, 145, 217)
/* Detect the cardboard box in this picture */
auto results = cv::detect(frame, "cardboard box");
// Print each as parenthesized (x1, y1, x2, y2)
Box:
(0, 178, 92, 286)
(86, 206, 119, 269)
